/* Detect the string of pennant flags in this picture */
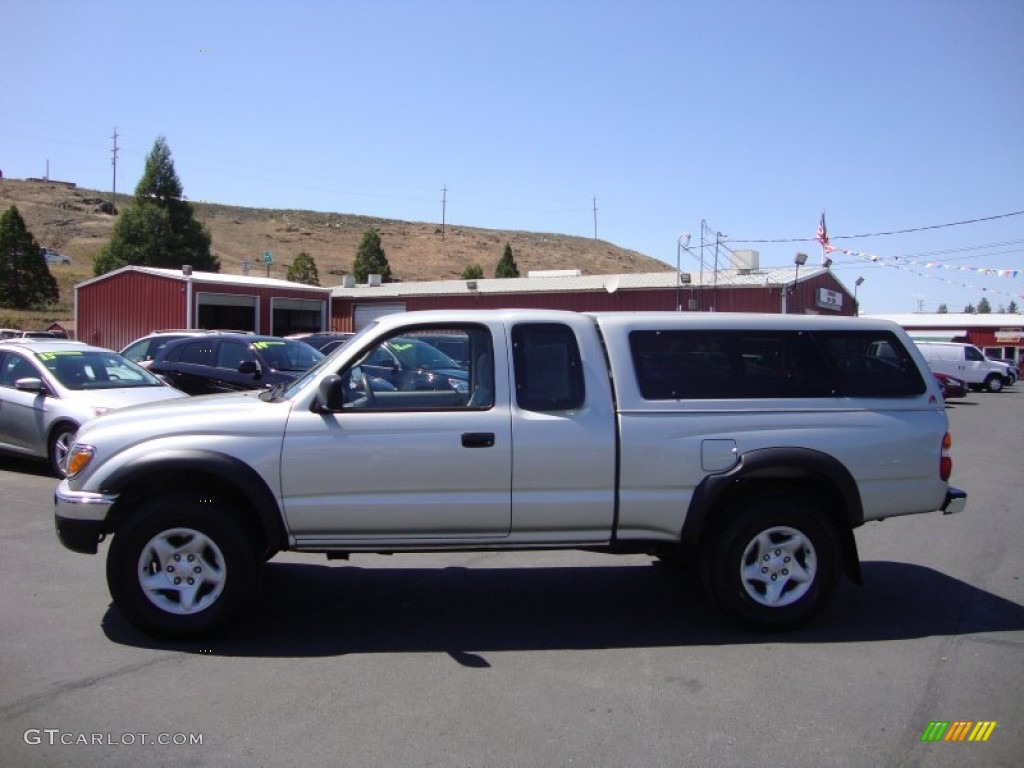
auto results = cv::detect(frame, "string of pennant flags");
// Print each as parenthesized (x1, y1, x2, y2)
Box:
(816, 213, 1024, 302)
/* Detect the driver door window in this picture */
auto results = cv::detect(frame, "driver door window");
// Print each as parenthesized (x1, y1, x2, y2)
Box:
(341, 326, 493, 410)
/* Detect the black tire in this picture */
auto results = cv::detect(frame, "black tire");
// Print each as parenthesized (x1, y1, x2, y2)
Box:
(106, 494, 260, 639)
(48, 423, 77, 478)
(985, 375, 1004, 393)
(702, 496, 841, 631)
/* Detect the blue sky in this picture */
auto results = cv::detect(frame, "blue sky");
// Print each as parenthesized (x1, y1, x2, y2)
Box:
(3, 0, 1022, 314)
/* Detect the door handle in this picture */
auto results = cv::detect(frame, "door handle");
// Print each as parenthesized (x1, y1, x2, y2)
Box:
(462, 432, 495, 448)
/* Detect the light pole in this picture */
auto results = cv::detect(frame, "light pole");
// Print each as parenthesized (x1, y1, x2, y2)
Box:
(676, 234, 691, 311)
(792, 252, 808, 314)
(854, 276, 865, 316)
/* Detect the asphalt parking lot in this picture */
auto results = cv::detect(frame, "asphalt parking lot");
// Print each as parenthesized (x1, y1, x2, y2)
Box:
(1, 388, 1022, 767)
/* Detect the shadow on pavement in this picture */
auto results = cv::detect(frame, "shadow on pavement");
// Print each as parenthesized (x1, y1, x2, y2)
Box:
(102, 558, 1024, 661)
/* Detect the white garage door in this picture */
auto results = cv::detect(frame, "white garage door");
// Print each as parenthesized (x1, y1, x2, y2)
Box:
(354, 302, 407, 331)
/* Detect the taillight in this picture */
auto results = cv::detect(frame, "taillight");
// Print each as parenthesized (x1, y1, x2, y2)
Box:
(940, 432, 952, 481)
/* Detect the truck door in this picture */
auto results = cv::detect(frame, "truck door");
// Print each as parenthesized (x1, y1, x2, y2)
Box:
(508, 321, 617, 543)
(280, 323, 512, 541)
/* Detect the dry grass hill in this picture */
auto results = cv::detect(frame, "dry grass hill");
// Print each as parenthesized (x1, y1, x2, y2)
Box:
(1, 178, 668, 330)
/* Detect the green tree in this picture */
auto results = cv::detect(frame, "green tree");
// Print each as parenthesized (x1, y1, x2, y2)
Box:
(461, 263, 484, 280)
(495, 243, 520, 278)
(94, 136, 218, 276)
(351, 228, 392, 283)
(0, 205, 59, 309)
(963, 303, 976, 314)
(1008, 300, 1019, 314)
(977, 297, 991, 314)
(937, 304, 948, 314)
(287, 252, 320, 285)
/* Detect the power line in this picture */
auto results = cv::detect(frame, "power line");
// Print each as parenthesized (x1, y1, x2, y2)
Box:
(729, 209, 1024, 244)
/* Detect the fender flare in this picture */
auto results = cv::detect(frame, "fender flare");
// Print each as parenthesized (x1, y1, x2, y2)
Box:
(681, 447, 864, 583)
(102, 449, 288, 552)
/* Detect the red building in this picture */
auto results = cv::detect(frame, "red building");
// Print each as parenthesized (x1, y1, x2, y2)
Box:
(868, 313, 1023, 366)
(330, 267, 855, 332)
(75, 266, 332, 352)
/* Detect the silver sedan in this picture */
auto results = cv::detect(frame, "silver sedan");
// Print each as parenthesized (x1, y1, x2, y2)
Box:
(0, 339, 186, 476)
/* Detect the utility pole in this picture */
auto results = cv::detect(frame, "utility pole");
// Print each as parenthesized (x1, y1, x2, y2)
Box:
(592, 196, 598, 239)
(441, 184, 447, 240)
(110, 128, 120, 209)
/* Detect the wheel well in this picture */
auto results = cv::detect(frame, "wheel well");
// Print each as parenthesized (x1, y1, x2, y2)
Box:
(694, 472, 863, 585)
(106, 470, 276, 558)
(47, 419, 78, 445)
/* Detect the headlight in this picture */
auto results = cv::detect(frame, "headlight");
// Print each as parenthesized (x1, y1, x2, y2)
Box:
(66, 444, 96, 477)
(448, 378, 469, 393)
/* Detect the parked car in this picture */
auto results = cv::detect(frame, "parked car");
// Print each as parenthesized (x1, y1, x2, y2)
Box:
(120, 330, 223, 369)
(914, 341, 1006, 392)
(0, 339, 186, 476)
(416, 333, 471, 366)
(54, 310, 965, 638)
(285, 331, 355, 354)
(0, 329, 69, 340)
(42, 248, 72, 266)
(148, 334, 324, 395)
(933, 371, 968, 400)
(358, 335, 469, 393)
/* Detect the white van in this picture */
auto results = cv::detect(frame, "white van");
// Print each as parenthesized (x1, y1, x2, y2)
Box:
(915, 341, 1006, 392)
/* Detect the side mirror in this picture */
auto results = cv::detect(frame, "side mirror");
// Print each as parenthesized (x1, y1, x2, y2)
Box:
(314, 374, 345, 412)
(238, 360, 260, 376)
(14, 377, 48, 394)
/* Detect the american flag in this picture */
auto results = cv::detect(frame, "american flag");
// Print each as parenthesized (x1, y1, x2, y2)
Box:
(816, 212, 835, 254)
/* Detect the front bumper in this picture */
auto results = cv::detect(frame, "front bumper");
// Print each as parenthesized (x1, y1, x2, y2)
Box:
(941, 486, 967, 515)
(54, 481, 118, 554)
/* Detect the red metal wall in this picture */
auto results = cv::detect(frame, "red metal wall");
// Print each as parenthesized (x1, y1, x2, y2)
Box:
(77, 272, 185, 351)
(330, 273, 854, 331)
(77, 271, 329, 351)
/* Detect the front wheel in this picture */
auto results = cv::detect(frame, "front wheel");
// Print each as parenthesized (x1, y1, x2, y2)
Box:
(106, 495, 259, 639)
(985, 375, 1004, 393)
(48, 423, 77, 478)
(703, 496, 841, 631)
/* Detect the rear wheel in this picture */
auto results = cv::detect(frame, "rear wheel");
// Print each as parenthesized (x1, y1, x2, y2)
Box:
(106, 494, 259, 639)
(703, 496, 841, 631)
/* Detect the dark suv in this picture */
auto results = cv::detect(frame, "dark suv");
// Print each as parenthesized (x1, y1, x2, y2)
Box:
(149, 334, 323, 395)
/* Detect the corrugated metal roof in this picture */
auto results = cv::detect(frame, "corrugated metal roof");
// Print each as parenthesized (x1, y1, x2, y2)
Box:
(78, 266, 332, 294)
(330, 266, 827, 299)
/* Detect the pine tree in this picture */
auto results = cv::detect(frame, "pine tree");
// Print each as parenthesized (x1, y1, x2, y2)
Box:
(94, 136, 218, 276)
(495, 243, 520, 278)
(351, 228, 392, 283)
(287, 252, 320, 285)
(977, 297, 991, 314)
(0, 205, 59, 309)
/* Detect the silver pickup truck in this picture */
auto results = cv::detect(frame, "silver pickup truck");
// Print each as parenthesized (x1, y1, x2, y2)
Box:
(55, 310, 966, 638)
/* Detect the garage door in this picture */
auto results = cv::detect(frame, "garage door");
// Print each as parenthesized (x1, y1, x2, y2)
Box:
(196, 293, 258, 332)
(272, 298, 326, 336)
(354, 303, 407, 331)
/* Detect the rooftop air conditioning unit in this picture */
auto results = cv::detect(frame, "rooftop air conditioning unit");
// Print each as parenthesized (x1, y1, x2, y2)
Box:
(367, 274, 382, 287)
(341, 275, 356, 288)
(732, 250, 760, 274)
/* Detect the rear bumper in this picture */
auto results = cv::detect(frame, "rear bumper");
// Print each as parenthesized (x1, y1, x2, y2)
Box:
(941, 487, 967, 515)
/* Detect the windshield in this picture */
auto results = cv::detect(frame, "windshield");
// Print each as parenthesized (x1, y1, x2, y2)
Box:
(385, 338, 462, 370)
(39, 350, 166, 390)
(252, 340, 324, 372)
(279, 322, 379, 399)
